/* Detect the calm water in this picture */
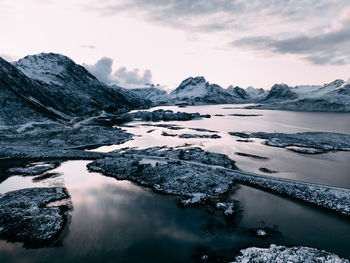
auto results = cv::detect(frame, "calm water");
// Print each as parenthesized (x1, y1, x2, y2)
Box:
(1, 105, 350, 262)
(97, 105, 350, 188)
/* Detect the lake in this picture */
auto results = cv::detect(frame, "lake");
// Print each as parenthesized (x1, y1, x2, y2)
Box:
(1, 105, 350, 262)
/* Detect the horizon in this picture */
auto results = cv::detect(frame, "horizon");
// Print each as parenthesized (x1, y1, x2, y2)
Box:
(1, 0, 350, 90)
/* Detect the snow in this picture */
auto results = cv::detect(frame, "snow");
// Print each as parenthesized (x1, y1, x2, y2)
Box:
(229, 131, 350, 153)
(0, 187, 70, 247)
(256, 230, 267, 236)
(14, 53, 69, 85)
(232, 244, 349, 263)
(7, 162, 59, 176)
(89, 146, 350, 215)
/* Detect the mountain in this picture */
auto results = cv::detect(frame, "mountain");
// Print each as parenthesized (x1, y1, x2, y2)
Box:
(261, 84, 298, 103)
(130, 85, 169, 105)
(14, 53, 150, 118)
(166, 76, 244, 105)
(226, 86, 249, 100)
(0, 57, 61, 125)
(255, 79, 350, 112)
(245, 86, 268, 100)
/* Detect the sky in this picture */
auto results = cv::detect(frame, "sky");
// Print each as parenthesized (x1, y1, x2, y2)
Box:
(1, 0, 350, 90)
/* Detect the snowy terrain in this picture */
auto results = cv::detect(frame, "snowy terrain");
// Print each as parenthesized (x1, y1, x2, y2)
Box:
(0, 187, 70, 247)
(233, 244, 349, 263)
(127, 74, 350, 112)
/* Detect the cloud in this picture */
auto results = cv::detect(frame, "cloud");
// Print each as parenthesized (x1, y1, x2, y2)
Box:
(83, 57, 154, 88)
(86, 0, 339, 32)
(232, 11, 350, 65)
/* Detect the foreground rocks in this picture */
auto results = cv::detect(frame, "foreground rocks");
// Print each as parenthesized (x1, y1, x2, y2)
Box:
(233, 244, 349, 263)
(232, 170, 350, 215)
(0, 187, 70, 247)
(229, 131, 350, 153)
(87, 155, 236, 209)
(89, 146, 350, 215)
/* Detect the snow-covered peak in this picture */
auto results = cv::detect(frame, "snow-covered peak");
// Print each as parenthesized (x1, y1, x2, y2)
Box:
(176, 76, 206, 90)
(14, 53, 96, 86)
(245, 86, 267, 99)
(170, 76, 209, 97)
(226, 85, 248, 99)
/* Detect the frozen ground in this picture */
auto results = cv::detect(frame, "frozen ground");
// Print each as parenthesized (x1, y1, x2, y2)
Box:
(89, 146, 350, 216)
(232, 244, 349, 263)
(0, 187, 70, 247)
(229, 131, 350, 153)
(6, 162, 59, 175)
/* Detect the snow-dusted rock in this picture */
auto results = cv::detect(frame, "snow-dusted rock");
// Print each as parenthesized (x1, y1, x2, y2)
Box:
(232, 244, 349, 263)
(0, 187, 70, 247)
(229, 131, 350, 153)
(87, 155, 236, 206)
(129, 109, 206, 122)
(88, 146, 350, 215)
(0, 125, 132, 149)
(6, 162, 59, 176)
(116, 147, 238, 169)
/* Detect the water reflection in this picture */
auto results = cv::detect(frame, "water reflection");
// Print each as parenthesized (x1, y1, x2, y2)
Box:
(0, 161, 349, 262)
(94, 105, 350, 188)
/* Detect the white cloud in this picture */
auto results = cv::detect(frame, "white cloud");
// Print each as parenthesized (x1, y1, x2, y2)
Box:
(83, 57, 154, 89)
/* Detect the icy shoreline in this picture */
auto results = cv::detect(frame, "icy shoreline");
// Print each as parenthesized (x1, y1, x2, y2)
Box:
(0, 187, 70, 247)
(88, 147, 350, 216)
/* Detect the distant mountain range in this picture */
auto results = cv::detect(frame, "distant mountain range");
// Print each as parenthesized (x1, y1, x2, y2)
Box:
(0, 52, 349, 127)
(131, 76, 267, 105)
(131, 76, 350, 112)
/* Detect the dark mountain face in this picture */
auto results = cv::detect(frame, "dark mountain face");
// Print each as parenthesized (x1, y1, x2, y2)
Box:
(227, 86, 249, 99)
(0, 57, 59, 125)
(262, 84, 298, 102)
(14, 53, 150, 118)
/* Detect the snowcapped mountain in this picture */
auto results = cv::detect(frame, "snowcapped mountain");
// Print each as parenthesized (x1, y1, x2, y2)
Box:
(0, 57, 60, 125)
(130, 85, 169, 105)
(261, 84, 298, 103)
(166, 76, 247, 105)
(255, 79, 350, 112)
(245, 86, 267, 100)
(13, 53, 150, 118)
(226, 85, 249, 100)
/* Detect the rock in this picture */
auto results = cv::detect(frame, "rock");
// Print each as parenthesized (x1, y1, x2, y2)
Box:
(235, 152, 269, 160)
(6, 162, 59, 175)
(229, 131, 350, 153)
(130, 109, 203, 122)
(178, 134, 221, 139)
(233, 244, 349, 263)
(0, 187, 70, 247)
(259, 167, 278, 174)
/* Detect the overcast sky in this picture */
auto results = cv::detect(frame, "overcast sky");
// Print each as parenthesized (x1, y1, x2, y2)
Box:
(1, 0, 350, 90)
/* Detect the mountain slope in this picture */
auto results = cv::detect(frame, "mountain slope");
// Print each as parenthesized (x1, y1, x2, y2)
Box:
(0, 57, 61, 125)
(14, 53, 150, 118)
(168, 76, 243, 105)
(130, 85, 169, 105)
(255, 79, 350, 112)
